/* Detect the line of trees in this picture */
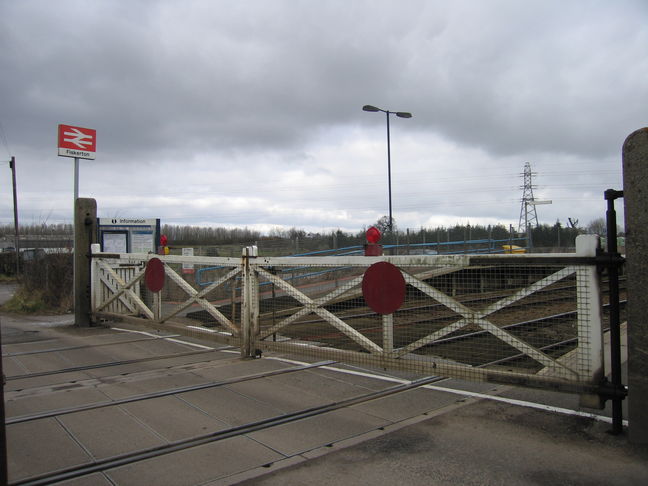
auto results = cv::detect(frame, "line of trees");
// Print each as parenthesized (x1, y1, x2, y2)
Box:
(0, 223, 73, 237)
(160, 225, 262, 246)
(0, 217, 614, 251)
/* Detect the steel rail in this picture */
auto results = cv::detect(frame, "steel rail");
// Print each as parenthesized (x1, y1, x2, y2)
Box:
(480, 336, 579, 368)
(5, 360, 336, 425)
(12, 373, 442, 486)
(271, 278, 625, 326)
(2, 333, 182, 357)
(418, 300, 626, 348)
(272, 294, 625, 350)
(4, 347, 230, 381)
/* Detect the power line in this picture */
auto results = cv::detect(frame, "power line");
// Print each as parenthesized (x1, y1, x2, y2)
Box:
(0, 121, 11, 157)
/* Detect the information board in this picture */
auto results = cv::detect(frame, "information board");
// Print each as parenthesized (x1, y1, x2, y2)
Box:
(97, 218, 160, 254)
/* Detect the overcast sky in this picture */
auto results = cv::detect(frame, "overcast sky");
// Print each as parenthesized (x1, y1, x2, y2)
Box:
(1, 0, 646, 235)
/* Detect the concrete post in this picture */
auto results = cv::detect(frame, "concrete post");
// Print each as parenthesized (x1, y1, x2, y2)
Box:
(622, 127, 648, 443)
(74, 198, 97, 327)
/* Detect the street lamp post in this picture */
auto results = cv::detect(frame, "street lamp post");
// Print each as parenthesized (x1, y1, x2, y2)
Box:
(362, 105, 412, 232)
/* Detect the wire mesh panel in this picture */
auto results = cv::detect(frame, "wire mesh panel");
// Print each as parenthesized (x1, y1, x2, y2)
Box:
(90, 235, 605, 394)
(250, 243, 604, 393)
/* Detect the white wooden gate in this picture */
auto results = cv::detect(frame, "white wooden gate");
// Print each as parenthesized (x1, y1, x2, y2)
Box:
(91, 235, 606, 398)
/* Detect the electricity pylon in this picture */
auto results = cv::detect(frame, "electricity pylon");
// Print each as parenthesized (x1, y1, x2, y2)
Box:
(517, 162, 551, 247)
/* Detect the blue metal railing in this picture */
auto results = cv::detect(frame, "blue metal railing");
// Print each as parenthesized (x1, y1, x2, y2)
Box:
(194, 237, 526, 287)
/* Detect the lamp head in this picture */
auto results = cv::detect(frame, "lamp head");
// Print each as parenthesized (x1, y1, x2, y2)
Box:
(362, 105, 381, 112)
(396, 112, 412, 118)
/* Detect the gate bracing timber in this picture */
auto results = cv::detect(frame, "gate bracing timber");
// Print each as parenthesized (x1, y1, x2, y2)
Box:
(91, 235, 618, 403)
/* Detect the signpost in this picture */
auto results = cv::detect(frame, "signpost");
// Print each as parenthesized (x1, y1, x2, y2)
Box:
(57, 124, 96, 159)
(59, 124, 96, 327)
(182, 247, 195, 274)
(57, 124, 96, 200)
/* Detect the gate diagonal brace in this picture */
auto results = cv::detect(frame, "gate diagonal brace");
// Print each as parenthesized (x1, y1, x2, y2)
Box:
(162, 264, 240, 336)
(96, 261, 153, 319)
(97, 268, 138, 315)
(258, 272, 366, 339)
(255, 267, 382, 354)
(397, 268, 580, 378)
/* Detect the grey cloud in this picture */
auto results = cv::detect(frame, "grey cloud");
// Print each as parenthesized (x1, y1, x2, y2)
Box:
(0, 0, 643, 231)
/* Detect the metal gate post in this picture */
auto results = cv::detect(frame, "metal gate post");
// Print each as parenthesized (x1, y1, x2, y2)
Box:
(605, 189, 626, 434)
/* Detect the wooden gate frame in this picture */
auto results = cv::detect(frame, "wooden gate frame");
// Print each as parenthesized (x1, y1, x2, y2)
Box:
(91, 236, 605, 396)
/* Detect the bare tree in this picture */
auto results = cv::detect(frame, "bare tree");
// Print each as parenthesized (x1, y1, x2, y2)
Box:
(374, 215, 396, 234)
(586, 218, 606, 236)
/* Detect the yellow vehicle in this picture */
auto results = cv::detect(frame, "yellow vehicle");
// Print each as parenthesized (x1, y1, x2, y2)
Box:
(502, 245, 526, 254)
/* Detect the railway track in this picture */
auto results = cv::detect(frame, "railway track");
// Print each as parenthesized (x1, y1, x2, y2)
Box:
(5, 340, 444, 485)
(252, 276, 626, 372)
(10, 369, 442, 486)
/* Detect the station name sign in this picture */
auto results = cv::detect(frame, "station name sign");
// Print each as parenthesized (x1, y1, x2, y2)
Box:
(58, 124, 96, 160)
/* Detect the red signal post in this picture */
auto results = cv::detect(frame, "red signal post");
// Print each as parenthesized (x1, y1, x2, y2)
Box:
(364, 226, 383, 256)
(158, 234, 169, 255)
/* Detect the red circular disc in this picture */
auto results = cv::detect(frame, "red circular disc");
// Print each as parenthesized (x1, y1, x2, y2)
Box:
(145, 257, 165, 293)
(362, 262, 406, 315)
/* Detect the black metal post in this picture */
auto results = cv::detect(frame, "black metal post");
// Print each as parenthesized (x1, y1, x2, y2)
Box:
(605, 188, 625, 435)
(386, 111, 392, 232)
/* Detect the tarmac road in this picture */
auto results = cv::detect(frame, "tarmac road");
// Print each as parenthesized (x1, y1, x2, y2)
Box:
(236, 396, 648, 486)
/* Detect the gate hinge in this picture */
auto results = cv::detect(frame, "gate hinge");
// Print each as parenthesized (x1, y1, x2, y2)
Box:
(595, 249, 625, 267)
(597, 379, 628, 401)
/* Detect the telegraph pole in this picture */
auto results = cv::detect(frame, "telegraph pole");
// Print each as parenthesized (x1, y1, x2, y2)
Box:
(9, 156, 19, 276)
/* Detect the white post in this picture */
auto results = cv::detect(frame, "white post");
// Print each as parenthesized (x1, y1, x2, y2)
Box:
(383, 314, 394, 355)
(74, 157, 80, 201)
(153, 291, 162, 322)
(575, 234, 604, 407)
(90, 243, 100, 314)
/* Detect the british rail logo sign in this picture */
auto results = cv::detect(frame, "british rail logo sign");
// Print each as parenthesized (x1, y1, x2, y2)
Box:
(58, 124, 96, 159)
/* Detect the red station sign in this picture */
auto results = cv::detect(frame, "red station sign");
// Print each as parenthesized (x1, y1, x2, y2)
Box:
(58, 124, 97, 159)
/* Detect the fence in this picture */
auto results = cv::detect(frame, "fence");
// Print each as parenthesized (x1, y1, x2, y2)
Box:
(91, 235, 608, 398)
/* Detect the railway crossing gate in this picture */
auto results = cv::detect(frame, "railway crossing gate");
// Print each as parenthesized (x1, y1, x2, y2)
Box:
(90, 234, 618, 412)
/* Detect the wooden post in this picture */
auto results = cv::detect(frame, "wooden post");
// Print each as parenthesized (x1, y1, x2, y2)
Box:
(241, 247, 252, 358)
(74, 198, 97, 327)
